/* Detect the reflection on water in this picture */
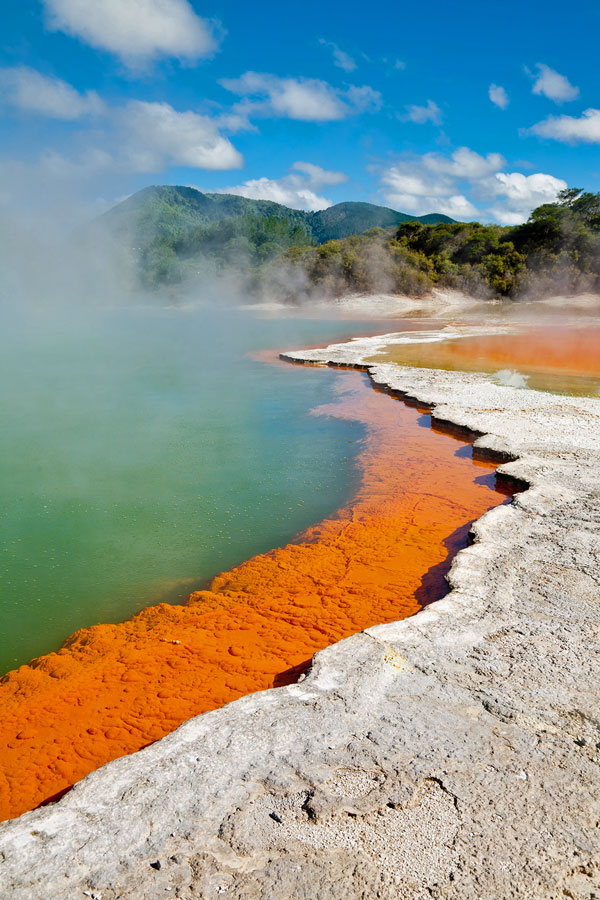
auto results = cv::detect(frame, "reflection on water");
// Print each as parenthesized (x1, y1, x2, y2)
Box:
(368, 325, 600, 396)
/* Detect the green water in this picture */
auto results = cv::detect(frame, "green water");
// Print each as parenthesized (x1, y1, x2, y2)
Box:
(0, 305, 378, 674)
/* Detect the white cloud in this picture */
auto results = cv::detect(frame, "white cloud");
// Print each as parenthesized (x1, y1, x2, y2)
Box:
(291, 161, 347, 186)
(394, 59, 406, 70)
(489, 84, 509, 109)
(119, 101, 243, 171)
(0, 66, 104, 119)
(400, 99, 442, 125)
(528, 108, 600, 144)
(482, 172, 567, 224)
(221, 73, 344, 121)
(379, 146, 565, 224)
(216, 177, 329, 211)
(531, 64, 579, 103)
(220, 72, 381, 121)
(381, 170, 450, 200)
(42, 0, 217, 67)
(319, 39, 356, 72)
(215, 161, 348, 211)
(381, 166, 477, 219)
(0, 95, 243, 180)
(346, 84, 382, 112)
(434, 195, 480, 219)
(424, 147, 506, 179)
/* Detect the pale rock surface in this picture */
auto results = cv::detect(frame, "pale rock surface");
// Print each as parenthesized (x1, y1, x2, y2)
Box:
(1, 338, 599, 899)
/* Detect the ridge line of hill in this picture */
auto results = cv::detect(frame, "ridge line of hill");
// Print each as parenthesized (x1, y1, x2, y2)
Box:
(99, 184, 455, 247)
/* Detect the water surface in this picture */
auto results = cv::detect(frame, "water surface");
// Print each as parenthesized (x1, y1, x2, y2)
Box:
(368, 324, 600, 396)
(0, 305, 389, 672)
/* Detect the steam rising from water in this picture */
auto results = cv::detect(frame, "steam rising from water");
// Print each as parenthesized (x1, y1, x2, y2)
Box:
(1, 191, 600, 674)
(493, 369, 529, 388)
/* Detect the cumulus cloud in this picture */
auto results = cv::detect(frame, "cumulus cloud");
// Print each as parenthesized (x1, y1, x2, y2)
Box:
(483, 172, 567, 224)
(400, 99, 442, 125)
(42, 0, 217, 67)
(215, 161, 348, 211)
(220, 72, 381, 121)
(7, 98, 244, 181)
(528, 108, 600, 144)
(378, 146, 565, 224)
(319, 39, 356, 72)
(531, 64, 579, 103)
(0, 66, 104, 119)
(425, 147, 506, 179)
(291, 161, 348, 186)
(489, 84, 509, 109)
(119, 101, 243, 171)
(381, 166, 477, 219)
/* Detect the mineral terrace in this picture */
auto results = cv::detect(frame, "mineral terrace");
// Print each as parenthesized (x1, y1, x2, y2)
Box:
(1, 333, 599, 900)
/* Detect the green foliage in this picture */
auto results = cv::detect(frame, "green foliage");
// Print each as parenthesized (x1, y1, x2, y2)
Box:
(98, 185, 458, 290)
(258, 229, 433, 301)
(101, 184, 600, 300)
(137, 214, 315, 287)
(393, 191, 600, 298)
(308, 202, 453, 242)
(504, 188, 600, 296)
(268, 188, 600, 302)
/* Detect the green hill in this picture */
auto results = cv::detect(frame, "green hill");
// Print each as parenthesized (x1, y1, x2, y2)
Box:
(99, 185, 313, 246)
(97, 185, 456, 290)
(100, 185, 454, 248)
(308, 201, 453, 241)
(97, 184, 600, 300)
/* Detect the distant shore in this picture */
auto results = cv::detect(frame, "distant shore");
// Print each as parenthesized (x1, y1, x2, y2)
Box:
(243, 287, 600, 324)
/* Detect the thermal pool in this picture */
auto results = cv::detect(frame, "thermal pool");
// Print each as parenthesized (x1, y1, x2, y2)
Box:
(0, 367, 513, 821)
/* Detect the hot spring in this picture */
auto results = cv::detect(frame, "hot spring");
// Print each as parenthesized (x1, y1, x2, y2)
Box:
(0, 301, 516, 821)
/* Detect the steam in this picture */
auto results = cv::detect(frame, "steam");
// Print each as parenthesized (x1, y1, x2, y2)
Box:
(0, 196, 138, 317)
(493, 369, 530, 388)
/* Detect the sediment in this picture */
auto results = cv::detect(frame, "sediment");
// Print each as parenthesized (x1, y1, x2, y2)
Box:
(1, 336, 599, 899)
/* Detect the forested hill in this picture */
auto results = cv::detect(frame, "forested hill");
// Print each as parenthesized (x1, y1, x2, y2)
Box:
(308, 201, 451, 241)
(100, 185, 454, 247)
(264, 187, 600, 302)
(98, 185, 599, 301)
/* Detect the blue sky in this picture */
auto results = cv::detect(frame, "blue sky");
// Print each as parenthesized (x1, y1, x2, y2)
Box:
(1, 0, 599, 224)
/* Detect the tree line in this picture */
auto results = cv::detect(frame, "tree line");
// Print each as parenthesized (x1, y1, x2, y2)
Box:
(139, 188, 600, 301)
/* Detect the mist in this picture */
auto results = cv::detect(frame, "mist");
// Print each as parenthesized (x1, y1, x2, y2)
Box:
(0, 188, 387, 674)
(2, 176, 600, 675)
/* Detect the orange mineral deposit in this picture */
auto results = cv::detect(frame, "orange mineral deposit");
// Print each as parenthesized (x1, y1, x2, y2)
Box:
(369, 324, 600, 389)
(0, 369, 515, 822)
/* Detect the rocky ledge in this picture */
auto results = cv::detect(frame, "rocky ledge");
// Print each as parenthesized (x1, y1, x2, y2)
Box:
(1, 337, 599, 900)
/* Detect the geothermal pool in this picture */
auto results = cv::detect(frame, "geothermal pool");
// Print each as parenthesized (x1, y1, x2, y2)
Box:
(0, 305, 516, 822)
(4, 308, 595, 823)
(0, 307, 389, 674)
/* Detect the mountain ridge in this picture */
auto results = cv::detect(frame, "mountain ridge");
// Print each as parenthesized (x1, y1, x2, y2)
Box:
(99, 185, 455, 247)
